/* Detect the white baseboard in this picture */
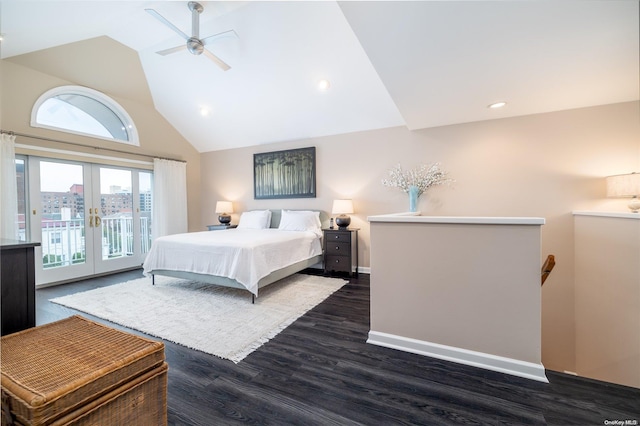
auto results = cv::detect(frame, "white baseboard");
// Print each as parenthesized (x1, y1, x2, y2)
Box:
(367, 330, 549, 383)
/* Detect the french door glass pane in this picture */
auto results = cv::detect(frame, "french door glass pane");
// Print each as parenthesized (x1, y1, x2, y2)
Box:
(139, 171, 152, 253)
(39, 161, 85, 268)
(99, 168, 133, 260)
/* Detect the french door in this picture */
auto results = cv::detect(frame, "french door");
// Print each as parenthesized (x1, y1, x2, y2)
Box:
(28, 158, 152, 286)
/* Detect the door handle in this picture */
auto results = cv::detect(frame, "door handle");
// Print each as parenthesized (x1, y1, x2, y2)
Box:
(89, 215, 94, 227)
(95, 215, 101, 227)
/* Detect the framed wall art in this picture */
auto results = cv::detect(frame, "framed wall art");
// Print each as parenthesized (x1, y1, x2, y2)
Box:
(254, 147, 316, 199)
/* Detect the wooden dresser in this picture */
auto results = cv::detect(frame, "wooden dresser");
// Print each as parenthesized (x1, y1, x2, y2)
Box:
(1, 239, 40, 336)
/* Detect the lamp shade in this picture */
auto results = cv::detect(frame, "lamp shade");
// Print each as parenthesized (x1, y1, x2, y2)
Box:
(332, 199, 354, 215)
(606, 173, 640, 197)
(215, 201, 234, 213)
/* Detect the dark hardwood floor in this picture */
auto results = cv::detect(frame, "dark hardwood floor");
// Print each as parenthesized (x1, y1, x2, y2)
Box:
(36, 270, 639, 426)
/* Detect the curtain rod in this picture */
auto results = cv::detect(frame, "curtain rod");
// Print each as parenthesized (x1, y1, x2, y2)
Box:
(0, 129, 186, 163)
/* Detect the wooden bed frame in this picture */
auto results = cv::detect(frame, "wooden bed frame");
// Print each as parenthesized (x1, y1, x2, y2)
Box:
(148, 209, 328, 302)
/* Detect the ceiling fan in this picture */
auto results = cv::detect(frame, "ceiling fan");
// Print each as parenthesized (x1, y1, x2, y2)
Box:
(145, 1, 237, 71)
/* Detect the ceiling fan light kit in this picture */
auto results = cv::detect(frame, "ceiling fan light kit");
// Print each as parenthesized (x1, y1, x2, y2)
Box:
(145, 1, 235, 71)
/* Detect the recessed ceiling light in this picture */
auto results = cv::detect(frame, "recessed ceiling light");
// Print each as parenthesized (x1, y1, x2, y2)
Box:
(488, 101, 507, 109)
(199, 107, 210, 117)
(317, 79, 331, 91)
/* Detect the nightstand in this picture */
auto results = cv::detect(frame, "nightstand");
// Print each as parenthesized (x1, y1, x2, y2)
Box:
(206, 224, 238, 231)
(323, 228, 359, 277)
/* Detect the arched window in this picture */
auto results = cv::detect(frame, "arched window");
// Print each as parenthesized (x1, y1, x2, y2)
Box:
(31, 86, 139, 145)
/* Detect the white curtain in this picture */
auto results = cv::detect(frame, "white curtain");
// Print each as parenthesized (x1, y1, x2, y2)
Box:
(0, 133, 18, 240)
(152, 158, 188, 239)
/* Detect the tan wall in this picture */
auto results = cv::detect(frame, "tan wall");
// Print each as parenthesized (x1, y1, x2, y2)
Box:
(574, 214, 640, 388)
(369, 220, 543, 365)
(0, 60, 202, 231)
(201, 101, 640, 375)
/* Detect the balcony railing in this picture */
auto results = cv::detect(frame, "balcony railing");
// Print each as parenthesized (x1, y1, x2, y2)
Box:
(41, 216, 151, 269)
(41, 219, 85, 268)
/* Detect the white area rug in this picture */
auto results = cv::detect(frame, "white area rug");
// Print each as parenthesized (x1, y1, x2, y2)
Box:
(51, 273, 346, 363)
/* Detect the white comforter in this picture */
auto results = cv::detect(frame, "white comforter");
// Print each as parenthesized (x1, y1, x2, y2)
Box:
(142, 229, 322, 295)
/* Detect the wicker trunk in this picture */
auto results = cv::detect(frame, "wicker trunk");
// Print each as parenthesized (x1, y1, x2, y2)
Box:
(1, 315, 167, 425)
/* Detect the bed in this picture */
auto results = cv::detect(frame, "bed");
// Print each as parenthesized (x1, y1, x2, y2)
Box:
(142, 209, 327, 301)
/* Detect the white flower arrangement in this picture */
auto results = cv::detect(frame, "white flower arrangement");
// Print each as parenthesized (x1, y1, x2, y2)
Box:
(381, 163, 454, 196)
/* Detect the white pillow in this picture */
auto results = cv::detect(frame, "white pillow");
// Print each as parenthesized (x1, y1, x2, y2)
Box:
(278, 210, 322, 235)
(281, 210, 322, 228)
(237, 210, 272, 229)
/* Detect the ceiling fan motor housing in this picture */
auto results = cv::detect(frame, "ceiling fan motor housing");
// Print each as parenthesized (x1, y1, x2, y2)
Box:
(188, 2, 203, 14)
(187, 37, 204, 55)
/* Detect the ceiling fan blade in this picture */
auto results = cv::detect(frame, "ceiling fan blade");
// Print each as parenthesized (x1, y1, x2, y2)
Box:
(157, 45, 187, 56)
(201, 30, 239, 45)
(203, 48, 231, 71)
(145, 8, 189, 40)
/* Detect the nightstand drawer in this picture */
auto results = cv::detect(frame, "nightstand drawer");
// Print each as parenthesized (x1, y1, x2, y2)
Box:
(325, 241, 349, 255)
(325, 255, 351, 273)
(324, 232, 351, 243)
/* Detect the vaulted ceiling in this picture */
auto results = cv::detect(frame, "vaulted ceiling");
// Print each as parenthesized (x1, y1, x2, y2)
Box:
(1, 1, 638, 153)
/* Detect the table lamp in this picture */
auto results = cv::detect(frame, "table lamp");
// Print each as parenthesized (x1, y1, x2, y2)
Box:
(332, 199, 354, 230)
(606, 173, 640, 213)
(215, 201, 234, 224)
